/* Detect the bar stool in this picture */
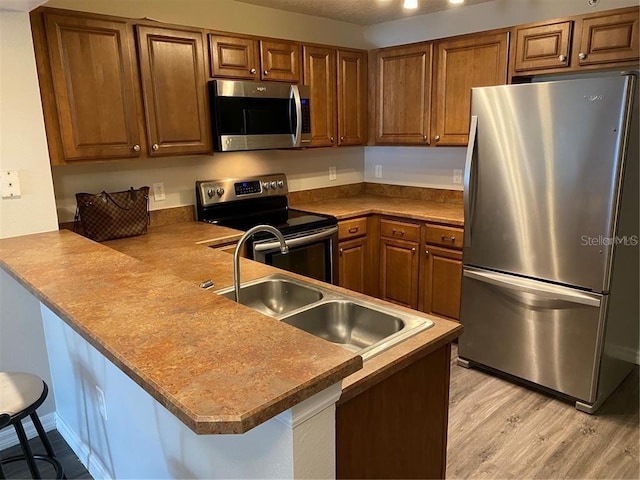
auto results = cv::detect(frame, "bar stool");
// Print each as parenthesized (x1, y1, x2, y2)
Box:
(0, 372, 64, 479)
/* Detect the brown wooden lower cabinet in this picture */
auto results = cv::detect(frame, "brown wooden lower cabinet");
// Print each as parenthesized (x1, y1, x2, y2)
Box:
(339, 236, 367, 294)
(420, 245, 463, 320)
(336, 343, 451, 479)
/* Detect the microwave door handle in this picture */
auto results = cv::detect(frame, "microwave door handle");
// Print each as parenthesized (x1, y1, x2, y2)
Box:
(291, 85, 302, 147)
(254, 226, 338, 252)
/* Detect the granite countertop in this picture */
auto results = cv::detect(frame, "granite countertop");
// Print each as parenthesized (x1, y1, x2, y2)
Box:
(291, 194, 464, 226)
(0, 219, 462, 435)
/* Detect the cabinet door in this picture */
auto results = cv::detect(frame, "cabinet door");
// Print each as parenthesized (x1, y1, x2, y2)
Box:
(337, 49, 367, 146)
(433, 32, 508, 146)
(339, 237, 367, 294)
(575, 9, 639, 67)
(375, 43, 433, 144)
(513, 21, 572, 72)
(303, 45, 336, 147)
(260, 40, 301, 82)
(43, 14, 142, 160)
(420, 245, 462, 321)
(380, 237, 419, 309)
(209, 34, 260, 80)
(137, 26, 212, 156)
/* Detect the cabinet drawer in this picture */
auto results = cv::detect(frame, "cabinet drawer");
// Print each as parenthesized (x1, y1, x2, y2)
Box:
(380, 219, 421, 243)
(425, 225, 464, 249)
(339, 218, 367, 240)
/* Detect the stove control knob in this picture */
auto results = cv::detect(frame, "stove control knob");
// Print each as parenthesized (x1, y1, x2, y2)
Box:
(207, 188, 214, 198)
(277, 180, 284, 188)
(270, 181, 277, 189)
(216, 187, 224, 197)
(263, 182, 270, 190)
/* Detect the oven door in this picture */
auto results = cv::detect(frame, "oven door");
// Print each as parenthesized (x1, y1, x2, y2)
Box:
(253, 227, 338, 284)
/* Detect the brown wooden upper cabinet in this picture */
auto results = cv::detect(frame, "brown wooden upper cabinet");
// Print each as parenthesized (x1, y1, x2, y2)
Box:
(375, 43, 433, 145)
(41, 13, 144, 162)
(209, 33, 300, 82)
(136, 26, 212, 156)
(303, 46, 367, 147)
(513, 21, 573, 72)
(512, 6, 639, 77)
(433, 32, 509, 146)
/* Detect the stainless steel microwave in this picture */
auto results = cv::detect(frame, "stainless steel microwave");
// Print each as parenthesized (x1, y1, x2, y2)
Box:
(208, 79, 311, 152)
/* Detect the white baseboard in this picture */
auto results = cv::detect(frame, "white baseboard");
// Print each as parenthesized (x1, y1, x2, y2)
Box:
(55, 413, 112, 480)
(0, 411, 57, 450)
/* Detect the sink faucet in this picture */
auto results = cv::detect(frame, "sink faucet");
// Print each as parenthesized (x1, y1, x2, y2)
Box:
(233, 225, 289, 303)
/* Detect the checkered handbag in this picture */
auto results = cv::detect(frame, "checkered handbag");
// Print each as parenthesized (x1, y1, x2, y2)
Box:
(74, 187, 150, 242)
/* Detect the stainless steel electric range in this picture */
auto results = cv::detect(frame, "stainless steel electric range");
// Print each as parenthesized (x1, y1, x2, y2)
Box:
(195, 173, 338, 284)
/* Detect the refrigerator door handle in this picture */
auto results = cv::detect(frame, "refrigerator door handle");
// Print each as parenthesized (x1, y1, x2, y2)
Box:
(463, 269, 602, 308)
(464, 115, 478, 247)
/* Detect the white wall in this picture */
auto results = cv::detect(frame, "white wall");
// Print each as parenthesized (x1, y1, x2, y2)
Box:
(53, 148, 364, 223)
(361, 0, 640, 187)
(0, 10, 59, 419)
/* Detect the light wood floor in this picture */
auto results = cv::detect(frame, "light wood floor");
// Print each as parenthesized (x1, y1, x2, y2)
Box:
(447, 344, 640, 479)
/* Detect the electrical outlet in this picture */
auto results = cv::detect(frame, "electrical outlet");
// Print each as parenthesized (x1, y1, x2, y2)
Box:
(96, 386, 108, 421)
(453, 169, 463, 184)
(0, 171, 21, 198)
(375, 165, 383, 178)
(329, 166, 337, 181)
(152, 182, 166, 201)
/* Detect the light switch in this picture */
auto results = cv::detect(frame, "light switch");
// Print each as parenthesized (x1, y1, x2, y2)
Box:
(329, 166, 337, 181)
(153, 182, 166, 201)
(375, 165, 383, 178)
(453, 169, 463, 184)
(0, 171, 21, 198)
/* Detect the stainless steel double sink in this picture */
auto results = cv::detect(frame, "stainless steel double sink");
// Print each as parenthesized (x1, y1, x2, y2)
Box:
(215, 274, 433, 360)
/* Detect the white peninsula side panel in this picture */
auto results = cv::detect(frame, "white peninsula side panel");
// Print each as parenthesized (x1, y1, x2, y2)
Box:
(40, 304, 338, 479)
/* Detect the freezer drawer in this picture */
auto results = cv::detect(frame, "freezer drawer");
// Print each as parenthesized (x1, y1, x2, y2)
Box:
(458, 267, 606, 403)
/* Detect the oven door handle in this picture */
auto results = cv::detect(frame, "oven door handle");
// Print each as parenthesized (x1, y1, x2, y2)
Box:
(254, 226, 338, 252)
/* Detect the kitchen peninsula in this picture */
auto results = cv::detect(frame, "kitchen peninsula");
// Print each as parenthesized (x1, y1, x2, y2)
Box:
(0, 220, 461, 478)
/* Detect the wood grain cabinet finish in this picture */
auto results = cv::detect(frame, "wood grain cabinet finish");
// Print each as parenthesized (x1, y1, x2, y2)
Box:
(136, 26, 212, 156)
(375, 43, 433, 144)
(420, 224, 464, 321)
(338, 217, 368, 294)
(208, 34, 260, 80)
(433, 32, 509, 146)
(513, 21, 572, 72)
(379, 219, 420, 309)
(259, 39, 301, 82)
(303, 47, 367, 147)
(42, 13, 143, 161)
(337, 49, 368, 146)
(574, 9, 639, 67)
(337, 343, 451, 479)
(209, 35, 300, 82)
(303, 45, 337, 146)
(512, 7, 639, 77)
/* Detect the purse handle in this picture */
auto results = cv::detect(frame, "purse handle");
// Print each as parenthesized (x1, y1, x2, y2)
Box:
(101, 187, 145, 211)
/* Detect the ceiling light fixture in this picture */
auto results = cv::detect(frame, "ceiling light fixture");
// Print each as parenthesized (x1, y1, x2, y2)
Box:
(403, 0, 418, 9)
(449, 0, 465, 4)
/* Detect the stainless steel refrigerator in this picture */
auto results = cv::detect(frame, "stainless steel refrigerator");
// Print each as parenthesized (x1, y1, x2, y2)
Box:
(457, 74, 639, 413)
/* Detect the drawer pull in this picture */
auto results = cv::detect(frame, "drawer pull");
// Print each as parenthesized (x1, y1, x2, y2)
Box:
(348, 227, 359, 234)
(441, 235, 456, 242)
(392, 229, 405, 236)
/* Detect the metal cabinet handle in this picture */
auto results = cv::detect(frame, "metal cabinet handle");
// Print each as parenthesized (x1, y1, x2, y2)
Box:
(578, 53, 587, 60)
(339, 248, 343, 255)
(152, 143, 159, 151)
(434, 135, 440, 141)
(411, 247, 416, 253)
(340, 136, 345, 142)
(132, 144, 141, 152)
(441, 235, 456, 242)
(330, 136, 335, 143)
(423, 135, 428, 141)
(263, 70, 268, 76)
(250, 68, 256, 74)
(348, 227, 359, 234)
(392, 229, 405, 236)
(425, 250, 430, 256)
(559, 55, 567, 62)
